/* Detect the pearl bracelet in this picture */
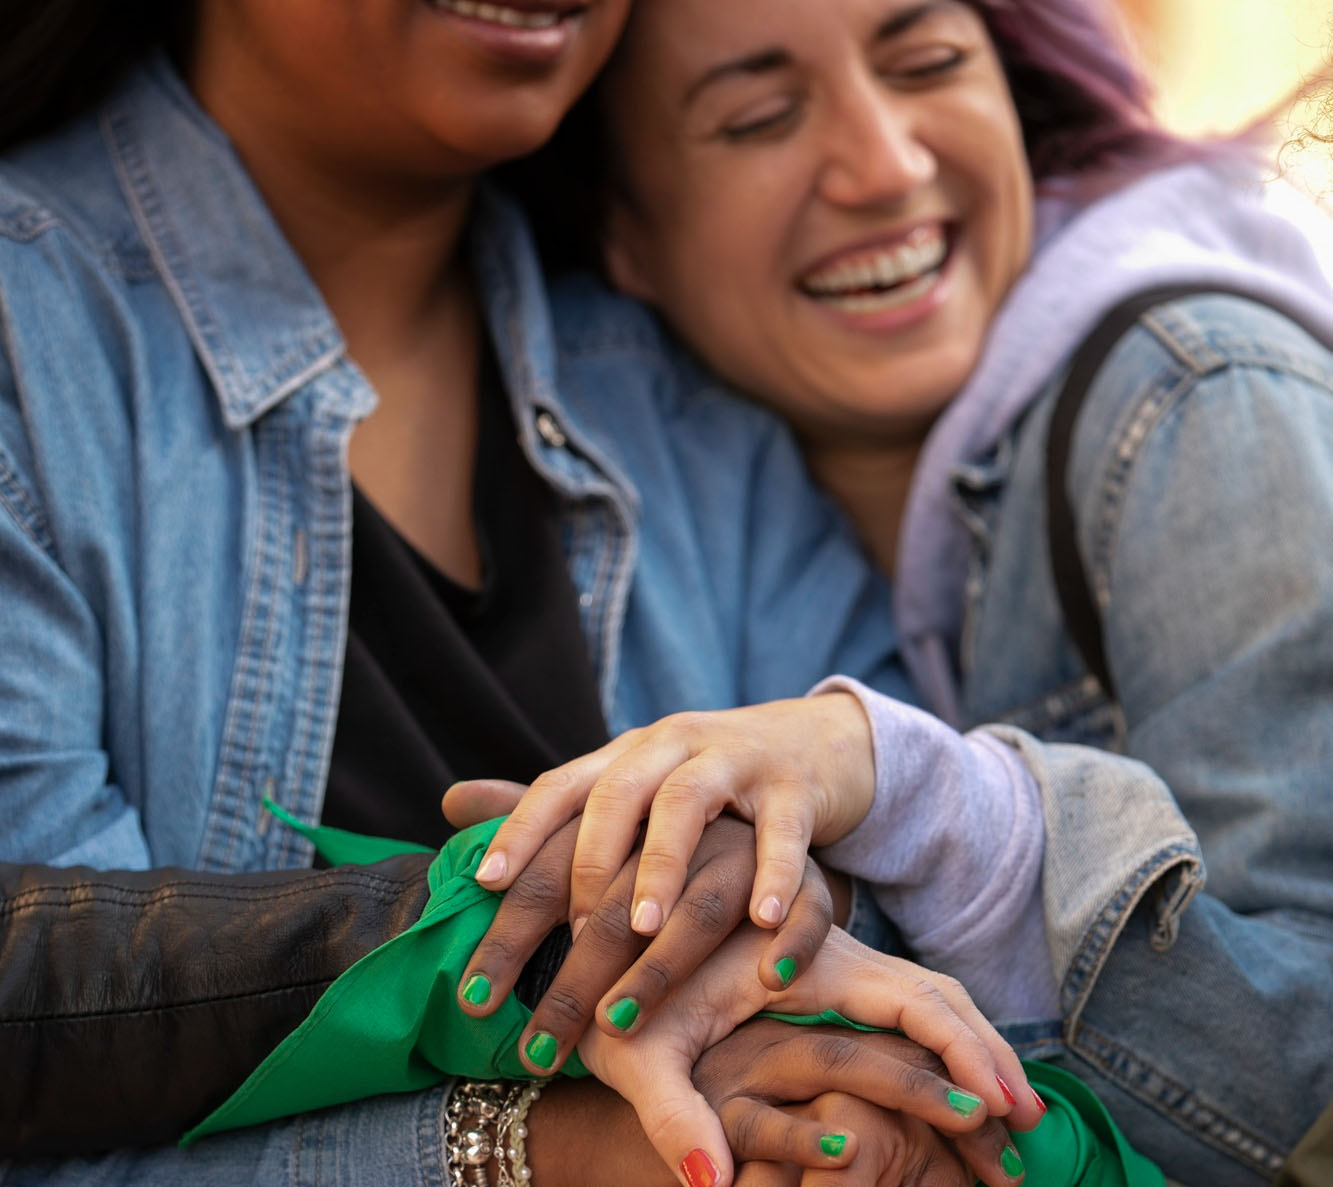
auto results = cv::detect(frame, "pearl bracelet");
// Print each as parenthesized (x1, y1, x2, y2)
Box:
(445, 1081, 542, 1187)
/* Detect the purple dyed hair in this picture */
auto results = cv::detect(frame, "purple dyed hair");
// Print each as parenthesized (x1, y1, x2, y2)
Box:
(965, 0, 1195, 188)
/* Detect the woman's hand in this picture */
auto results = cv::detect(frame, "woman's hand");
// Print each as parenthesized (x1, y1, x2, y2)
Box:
(444, 694, 874, 938)
(732, 1092, 1017, 1187)
(575, 925, 1039, 1187)
(456, 812, 835, 1073)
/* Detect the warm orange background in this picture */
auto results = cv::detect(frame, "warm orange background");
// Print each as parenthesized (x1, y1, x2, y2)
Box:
(1116, 0, 1333, 196)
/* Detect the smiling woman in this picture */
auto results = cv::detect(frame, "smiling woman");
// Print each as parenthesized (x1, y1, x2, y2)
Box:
(509, 0, 1333, 1183)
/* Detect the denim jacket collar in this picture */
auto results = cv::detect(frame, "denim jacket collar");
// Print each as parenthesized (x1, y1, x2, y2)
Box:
(102, 56, 358, 430)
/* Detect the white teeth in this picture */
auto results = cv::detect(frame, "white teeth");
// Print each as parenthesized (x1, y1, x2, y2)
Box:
(432, 0, 564, 29)
(802, 228, 948, 298)
(814, 270, 940, 315)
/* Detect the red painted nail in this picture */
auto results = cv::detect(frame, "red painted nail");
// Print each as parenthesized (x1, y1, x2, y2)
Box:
(997, 1075, 1017, 1107)
(680, 1148, 720, 1187)
(1032, 1088, 1048, 1115)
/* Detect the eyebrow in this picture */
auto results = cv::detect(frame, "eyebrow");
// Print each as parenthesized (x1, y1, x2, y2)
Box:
(683, 3, 947, 106)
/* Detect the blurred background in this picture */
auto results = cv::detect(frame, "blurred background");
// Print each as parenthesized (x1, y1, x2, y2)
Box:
(1116, 0, 1333, 196)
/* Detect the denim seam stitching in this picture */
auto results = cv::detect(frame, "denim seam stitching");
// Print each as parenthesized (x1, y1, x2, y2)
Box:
(1061, 841, 1199, 1031)
(1070, 1020, 1287, 1175)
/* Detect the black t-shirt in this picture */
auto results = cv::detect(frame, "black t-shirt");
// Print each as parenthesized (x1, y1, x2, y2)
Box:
(322, 374, 609, 849)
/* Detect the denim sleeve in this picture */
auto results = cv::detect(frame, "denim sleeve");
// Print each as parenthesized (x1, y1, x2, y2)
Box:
(1049, 339, 1333, 1184)
(0, 415, 152, 869)
(0, 1086, 453, 1187)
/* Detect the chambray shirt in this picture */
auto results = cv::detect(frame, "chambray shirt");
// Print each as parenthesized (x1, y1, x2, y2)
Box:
(0, 60, 907, 1185)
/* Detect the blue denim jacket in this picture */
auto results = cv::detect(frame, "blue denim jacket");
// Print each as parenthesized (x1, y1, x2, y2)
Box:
(955, 294, 1333, 1185)
(0, 61, 907, 1185)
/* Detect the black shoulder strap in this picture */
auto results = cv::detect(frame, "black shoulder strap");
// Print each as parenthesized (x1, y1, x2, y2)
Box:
(1045, 285, 1234, 699)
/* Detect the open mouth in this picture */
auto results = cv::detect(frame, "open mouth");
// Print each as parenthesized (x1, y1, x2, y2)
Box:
(799, 226, 952, 316)
(428, 0, 582, 30)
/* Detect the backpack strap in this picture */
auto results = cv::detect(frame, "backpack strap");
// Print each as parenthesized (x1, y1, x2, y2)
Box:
(1045, 285, 1234, 699)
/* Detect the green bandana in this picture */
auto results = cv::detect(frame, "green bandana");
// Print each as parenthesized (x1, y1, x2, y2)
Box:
(183, 810, 1164, 1187)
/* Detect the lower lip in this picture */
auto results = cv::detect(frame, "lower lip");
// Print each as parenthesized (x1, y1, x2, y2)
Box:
(803, 237, 958, 334)
(427, 1, 583, 67)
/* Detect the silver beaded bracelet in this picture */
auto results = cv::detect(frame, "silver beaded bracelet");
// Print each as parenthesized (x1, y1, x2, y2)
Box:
(445, 1081, 542, 1187)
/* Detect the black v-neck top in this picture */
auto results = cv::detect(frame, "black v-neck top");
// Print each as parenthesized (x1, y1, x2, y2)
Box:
(322, 373, 609, 850)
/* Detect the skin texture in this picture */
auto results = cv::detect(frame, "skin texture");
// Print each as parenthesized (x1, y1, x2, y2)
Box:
(601, 0, 1034, 573)
(453, 693, 875, 943)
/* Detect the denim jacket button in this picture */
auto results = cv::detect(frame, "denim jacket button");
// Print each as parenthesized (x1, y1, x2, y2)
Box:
(535, 410, 567, 449)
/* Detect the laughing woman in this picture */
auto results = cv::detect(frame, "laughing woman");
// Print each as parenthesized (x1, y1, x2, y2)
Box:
(0, 2, 1041, 1185)
(492, 0, 1333, 1182)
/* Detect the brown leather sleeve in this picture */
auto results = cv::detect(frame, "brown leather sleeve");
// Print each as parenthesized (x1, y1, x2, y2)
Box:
(0, 854, 434, 1157)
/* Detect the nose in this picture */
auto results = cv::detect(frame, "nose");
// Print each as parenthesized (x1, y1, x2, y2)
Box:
(818, 79, 937, 209)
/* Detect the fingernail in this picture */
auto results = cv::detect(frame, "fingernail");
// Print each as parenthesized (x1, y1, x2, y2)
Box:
(1001, 1144, 1025, 1179)
(819, 1133, 847, 1158)
(996, 1075, 1017, 1107)
(571, 915, 588, 941)
(476, 852, 507, 884)
(775, 955, 798, 986)
(606, 997, 640, 1031)
(756, 895, 783, 925)
(632, 898, 663, 934)
(947, 1089, 982, 1117)
(1031, 1088, 1048, 1115)
(524, 1031, 558, 1071)
(680, 1148, 719, 1187)
(461, 973, 491, 1006)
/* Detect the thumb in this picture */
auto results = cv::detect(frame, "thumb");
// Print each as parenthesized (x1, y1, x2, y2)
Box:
(441, 779, 527, 827)
(579, 1031, 733, 1187)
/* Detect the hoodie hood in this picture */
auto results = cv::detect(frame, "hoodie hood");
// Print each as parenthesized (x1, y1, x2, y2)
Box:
(894, 160, 1333, 723)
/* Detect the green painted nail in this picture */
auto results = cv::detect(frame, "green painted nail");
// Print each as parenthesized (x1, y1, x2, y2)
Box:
(775, 956, 798, 986)
(461, 974, 491, 1006)
(819, 1134, 847, 1158)
(525, 1031, 558, 1070)
(1001, 1145, 1024, 1179)
(946, 1089, 982, 1117)
(606, 997, 640, 1031)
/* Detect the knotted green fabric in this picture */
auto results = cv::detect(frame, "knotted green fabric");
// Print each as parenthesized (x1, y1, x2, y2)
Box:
(183, 810, 1165, 1187)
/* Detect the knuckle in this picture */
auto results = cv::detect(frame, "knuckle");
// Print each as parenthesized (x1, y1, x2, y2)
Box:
(928, 973, 967, 1002)
(530, 766, 578, 797)
(581, 901, 636, 951)
(474, 928, 524, 970)
(590, 769, 649, 802)
(657, 771, 715, 808)
(895, 1061, 944, 1103)
(570, 855, 619, 886)
(535, 984, 591, 1030)
(812, 1035, 862, 1076)
(719, 1099, 763, 1153)
(508, 866, 565, 913)
(630, 955, 676, 1002)
(678, 886, 737, 934)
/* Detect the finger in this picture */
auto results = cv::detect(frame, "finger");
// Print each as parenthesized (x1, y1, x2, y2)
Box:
(948, 1116, 1027, 1187)
(569, 743, 691, 928)
(630, 753, 728, 934)
(775, 938, 1014, 1121)
(795, 1096, 966, 1187)
(747, 787, 817, 932)
(472, 735, 639, 890)
(719, 1097, 859, 1170)
(740, 1028, 993, 1136)
(596, 853, 751, 1036)
(440, 778, 527, 829)
(457, 822, 576, 1017)
(914, 974, 1039, 1131)
(735, 1165, 798, 1187)
(608, 1051, 735, 1187)
(518, 875, 646, 1073)
(757, 855, 833, 992)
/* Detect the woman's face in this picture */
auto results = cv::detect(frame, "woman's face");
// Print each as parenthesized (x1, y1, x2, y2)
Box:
(603, 0, 1033, 447)
(192, 0, 631, 182)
